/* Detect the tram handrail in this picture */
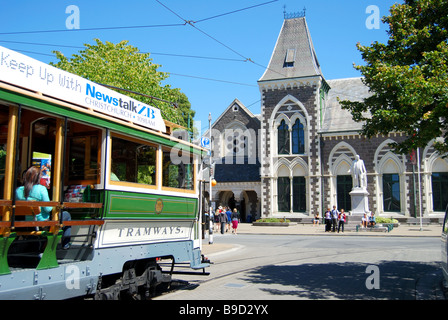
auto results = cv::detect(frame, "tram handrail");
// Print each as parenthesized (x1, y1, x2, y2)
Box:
(0, 199, 104, 229)
(0, 199, 103, 210)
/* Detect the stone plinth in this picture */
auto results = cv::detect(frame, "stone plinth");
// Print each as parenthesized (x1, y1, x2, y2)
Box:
(348, 188, 370, 228)
(350, 188, 369, 215)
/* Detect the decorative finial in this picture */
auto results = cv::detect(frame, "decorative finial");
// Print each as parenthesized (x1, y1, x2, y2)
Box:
(284, 6, 306, 19)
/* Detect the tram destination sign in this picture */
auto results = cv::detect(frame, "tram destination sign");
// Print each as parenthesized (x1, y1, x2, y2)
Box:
(0, 46, 166, 133)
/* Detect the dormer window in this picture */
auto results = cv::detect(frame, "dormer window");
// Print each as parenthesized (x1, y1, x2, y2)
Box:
(284, 48, 296, 68)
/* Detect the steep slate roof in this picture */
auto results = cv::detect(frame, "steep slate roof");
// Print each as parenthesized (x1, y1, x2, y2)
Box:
(321, 77, 371, 133)
(259, 17, 323, 82)
(202, 98, 260, 138)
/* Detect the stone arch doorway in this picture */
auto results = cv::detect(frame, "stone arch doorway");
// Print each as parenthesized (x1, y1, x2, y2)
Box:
(218, 191, 247, 222)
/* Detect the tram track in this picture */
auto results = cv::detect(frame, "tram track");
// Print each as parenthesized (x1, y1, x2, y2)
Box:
(154, 246, 389, 298)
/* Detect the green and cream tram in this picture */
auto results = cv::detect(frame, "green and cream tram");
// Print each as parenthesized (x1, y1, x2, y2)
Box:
(0, 46, 208, 299)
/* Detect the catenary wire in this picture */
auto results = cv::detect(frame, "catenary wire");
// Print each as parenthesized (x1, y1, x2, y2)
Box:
(0, 40, 247, 62)
(7, 48, 258, 88)
(0, 1, 277, 35)
(168, 73, 257, 87)
(194, 0, 278, 23)
(1, 1, 286, 77)
(155, 0, 287, 78)
(0, 23, 185, 35)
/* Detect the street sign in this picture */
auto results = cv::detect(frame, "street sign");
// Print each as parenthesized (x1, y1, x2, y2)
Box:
(201, 137, 210, 149)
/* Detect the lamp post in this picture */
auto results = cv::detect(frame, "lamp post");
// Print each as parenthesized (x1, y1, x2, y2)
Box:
(208, 113, 213, 244)
(417, 147, 423, 231)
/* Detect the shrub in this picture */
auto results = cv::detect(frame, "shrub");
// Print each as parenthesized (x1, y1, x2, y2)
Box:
(376, 217, 398, 224)
(255, 218, 290, 223)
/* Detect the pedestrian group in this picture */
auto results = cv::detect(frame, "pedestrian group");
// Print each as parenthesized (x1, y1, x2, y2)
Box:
(322, 206, 377, 233)
(212, 206, 241, 235)
(323, 205, 346, 233)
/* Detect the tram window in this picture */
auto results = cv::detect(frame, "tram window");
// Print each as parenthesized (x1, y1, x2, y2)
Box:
(0, 107, 9, 198)
(30, 117, 56, 192)
(67, 122, 101, 184)
(111, 136, 156, 185)
(162, 148, 194, 190)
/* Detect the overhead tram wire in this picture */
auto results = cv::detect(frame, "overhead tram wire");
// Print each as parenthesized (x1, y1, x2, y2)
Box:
(95, 83, 185, 125)
(0, 40, 84, 50)
(155, 0, 288, 79)
(0, 23, 185, 35)
(96, 83, 179, 108)
(0, 1, 285, 75)
(168, 73, 257, 87)
(0, 40, 247, 63)
(7, 49, 55, 57)
(7, 47, 257, 89)
(0, 1, 278, 36)
(194, 0, 279, 23)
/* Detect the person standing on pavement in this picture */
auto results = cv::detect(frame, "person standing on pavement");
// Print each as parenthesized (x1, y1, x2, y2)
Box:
(219, 208, 228, 234)
(338, 209, 346, 233)
(331, 205, 339, 232)
(324, 207, 332, 232)
(214, 206, 222, 232)
(231, 208, 240, 234)
(225, 207, 232, 232)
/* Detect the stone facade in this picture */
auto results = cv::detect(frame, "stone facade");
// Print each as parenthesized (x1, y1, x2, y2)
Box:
(203, 16, 448, 222)
(205, 99, 261, 222)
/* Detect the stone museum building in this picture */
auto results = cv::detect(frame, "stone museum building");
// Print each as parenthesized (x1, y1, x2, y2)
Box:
(203, 13, 448, 223)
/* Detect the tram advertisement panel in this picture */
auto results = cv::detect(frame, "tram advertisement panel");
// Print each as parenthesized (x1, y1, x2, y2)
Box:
(97, 220, 194, 248)
(0, 46, 166, 132)
(32, 152, 51, 189)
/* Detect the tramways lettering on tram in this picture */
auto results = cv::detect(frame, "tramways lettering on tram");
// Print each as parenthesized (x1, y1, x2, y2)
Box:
(117, 226, 183, 238)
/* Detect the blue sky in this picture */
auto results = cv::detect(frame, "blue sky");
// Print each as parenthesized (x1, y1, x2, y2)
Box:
(0, 0, 400, 134)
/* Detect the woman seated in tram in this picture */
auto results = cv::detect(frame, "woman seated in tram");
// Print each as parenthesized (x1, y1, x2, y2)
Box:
(15, 166, 72, 249)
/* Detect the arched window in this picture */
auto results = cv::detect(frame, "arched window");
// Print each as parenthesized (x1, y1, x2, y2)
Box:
(292, 176, 306, 212)
(292, 119, 304, 154)
(277, 120, 290, 155)
(277, 177, 291, 212)
(383, 174, 400, 212)
(337, 175, 352, 211)
(430, 157, 448, 212)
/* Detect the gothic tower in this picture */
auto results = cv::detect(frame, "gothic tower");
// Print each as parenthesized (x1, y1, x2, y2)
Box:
(258, 14, 329, 219)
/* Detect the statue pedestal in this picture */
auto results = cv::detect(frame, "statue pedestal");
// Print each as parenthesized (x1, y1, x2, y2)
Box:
(350, 188, 370, 216)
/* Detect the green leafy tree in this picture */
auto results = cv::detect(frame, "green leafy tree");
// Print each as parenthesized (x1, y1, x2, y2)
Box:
(340, 0, 448, 154)
(50, 39, 195, 129)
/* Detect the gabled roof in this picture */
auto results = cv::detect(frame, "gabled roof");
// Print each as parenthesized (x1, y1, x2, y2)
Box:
(211, 98, 256, 128)
(259, 17, 323, 82)
(321, 77, 371, 133)
(203, 98, 259, 137)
